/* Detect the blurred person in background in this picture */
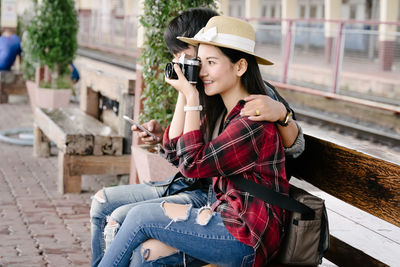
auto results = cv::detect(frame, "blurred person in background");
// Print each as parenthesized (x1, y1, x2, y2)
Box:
(0, 29, 21, 71)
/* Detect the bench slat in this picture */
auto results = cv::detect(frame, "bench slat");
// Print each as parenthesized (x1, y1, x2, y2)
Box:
(62, 108, 123, 155)
(35, 108, 94, 155)
(67, 154, 131, 176)
(325, 236, 388, 267)
(35, 108, 124, 156)
(290, 134, 400, 227)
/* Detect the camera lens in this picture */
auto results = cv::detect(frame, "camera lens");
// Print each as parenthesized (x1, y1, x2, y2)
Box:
(165, 62, 179, 79)
(165, 62, 174, 79)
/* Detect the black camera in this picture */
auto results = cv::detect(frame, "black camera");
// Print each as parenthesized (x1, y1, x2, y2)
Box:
(165, 54, 200, 84)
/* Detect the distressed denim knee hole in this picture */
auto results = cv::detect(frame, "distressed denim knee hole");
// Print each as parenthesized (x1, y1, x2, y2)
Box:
(104, 217, 120, 251)
(92, 189, 106, 203)
(140, 239, 178, 262)
(196, 206, 214, 226)
(105, 217, 119, 227)
(161, 202, 192, 228)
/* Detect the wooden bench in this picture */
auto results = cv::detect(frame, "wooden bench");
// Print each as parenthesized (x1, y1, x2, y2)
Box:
(34, 107, 131, 193)
(205, 125, 399, 267)
(32, 56, 136, 194)
(0, 71, 27, 103)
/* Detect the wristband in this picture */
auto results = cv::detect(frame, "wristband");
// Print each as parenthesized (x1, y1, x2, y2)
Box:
(184, 105, 203, 112)
(277, 109, 292, 127)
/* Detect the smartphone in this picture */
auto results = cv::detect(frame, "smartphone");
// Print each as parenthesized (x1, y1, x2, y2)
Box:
(123, 115, 158, 140)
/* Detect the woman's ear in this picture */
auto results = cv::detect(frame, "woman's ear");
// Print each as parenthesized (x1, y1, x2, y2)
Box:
(236, 58, 248, 77)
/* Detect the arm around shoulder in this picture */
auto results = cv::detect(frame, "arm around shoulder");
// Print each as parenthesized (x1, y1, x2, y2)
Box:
(282, 121, 304, 158)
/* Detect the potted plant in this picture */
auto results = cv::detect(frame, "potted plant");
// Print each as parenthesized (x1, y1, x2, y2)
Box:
(22, 0, 78, 109)
(132, 0, 216, 183)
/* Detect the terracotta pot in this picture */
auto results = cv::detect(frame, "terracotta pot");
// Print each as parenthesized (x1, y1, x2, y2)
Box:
(132, 145, 177, 183)
(26, 80, 71, 110)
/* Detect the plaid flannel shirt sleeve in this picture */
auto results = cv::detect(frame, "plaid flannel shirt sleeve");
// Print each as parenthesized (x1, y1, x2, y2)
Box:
(176, 117, 270, 178)
(161, 125, 182, 166)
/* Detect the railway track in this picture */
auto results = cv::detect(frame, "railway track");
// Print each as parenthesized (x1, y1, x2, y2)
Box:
(296, 108, 400, 150)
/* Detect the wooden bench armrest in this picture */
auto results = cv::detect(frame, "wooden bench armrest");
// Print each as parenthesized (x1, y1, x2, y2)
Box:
(290, 133, 400, 227)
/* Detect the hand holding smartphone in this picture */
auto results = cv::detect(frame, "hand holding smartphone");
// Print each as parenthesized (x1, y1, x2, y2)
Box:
(123, 116, 158, 140)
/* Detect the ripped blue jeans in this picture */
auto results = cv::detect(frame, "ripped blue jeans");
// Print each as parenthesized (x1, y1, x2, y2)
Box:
(98, 186, 255, 267)
(90, 176, 208, 267)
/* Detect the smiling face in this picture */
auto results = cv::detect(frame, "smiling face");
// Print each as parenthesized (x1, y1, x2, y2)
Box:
(197, 44, 242, 97)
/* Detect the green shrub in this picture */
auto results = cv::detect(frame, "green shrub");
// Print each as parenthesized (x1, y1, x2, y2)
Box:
(24, 0, 78, 88)
(19, 8, 37, 80)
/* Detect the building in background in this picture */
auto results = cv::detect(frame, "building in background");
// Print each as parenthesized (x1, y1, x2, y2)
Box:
(3, 0, 399, 99)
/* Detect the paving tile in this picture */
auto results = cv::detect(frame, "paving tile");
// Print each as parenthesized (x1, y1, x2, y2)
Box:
(42, 244, 83, 255)
(0, 255, 44, 265)
(0, 226, 10, 235)
(1, 236, 34, 246)
(43, 254, 71, 266)
(0, 246, 18, 257)
(7, 264, 45, 267)
(9, 225, 30, 235)
(53, 233, 78, 244)
(35, 236, 57, 247)
(67, 253, 92, 266)
(16, 243, 40, 256)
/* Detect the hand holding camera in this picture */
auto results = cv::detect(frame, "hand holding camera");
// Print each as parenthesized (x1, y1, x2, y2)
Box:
(165, 54, 200, 98)
(165, 54, 200, 84)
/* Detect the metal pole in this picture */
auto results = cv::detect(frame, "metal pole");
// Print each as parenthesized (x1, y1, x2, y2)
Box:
(98, 13, 102, 47)
(111, 15, 115, 47)
(87, 14, 92, 46)
(332, 22, 344, 94)
(281, 20, 293, 84)
(125, 15, 129, 50)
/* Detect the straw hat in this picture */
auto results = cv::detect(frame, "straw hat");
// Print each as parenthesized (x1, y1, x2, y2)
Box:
(178, 16, 273, 65)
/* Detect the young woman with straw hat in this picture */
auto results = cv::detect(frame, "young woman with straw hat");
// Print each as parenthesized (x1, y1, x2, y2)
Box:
(99, 16, 289, 267)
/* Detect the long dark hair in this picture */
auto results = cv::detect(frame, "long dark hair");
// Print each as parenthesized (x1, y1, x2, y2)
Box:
(200, 47, 267, 141)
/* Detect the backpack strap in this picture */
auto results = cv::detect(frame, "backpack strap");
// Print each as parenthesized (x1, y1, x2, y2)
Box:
(229, 176, 315, 219)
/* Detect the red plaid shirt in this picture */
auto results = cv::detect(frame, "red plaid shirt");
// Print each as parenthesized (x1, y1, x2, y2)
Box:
(163, 100, 289, 266)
